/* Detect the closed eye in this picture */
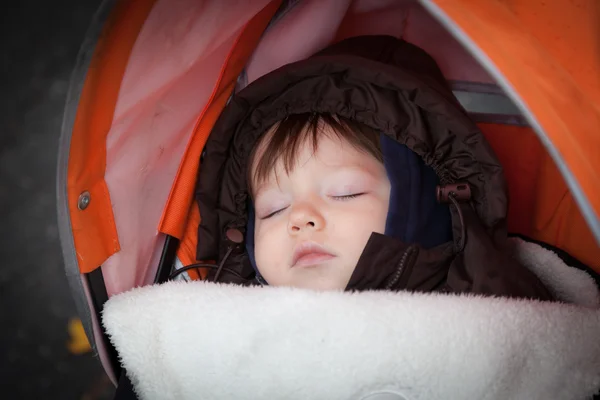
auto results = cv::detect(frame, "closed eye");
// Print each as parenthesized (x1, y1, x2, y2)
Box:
(260, 207, 288, 220)
(331, 193, 365, 201)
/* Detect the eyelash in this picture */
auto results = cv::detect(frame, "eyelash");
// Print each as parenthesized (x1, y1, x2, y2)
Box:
(332, 193, 365, 201)
(261, 207, 288, 220)
(259, 193, 365, 220)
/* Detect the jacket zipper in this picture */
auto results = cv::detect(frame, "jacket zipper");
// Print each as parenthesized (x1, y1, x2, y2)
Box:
(385, 245, 419, 290)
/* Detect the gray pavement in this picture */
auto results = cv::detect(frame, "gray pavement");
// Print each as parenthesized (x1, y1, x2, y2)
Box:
(1, 1, 114, 398)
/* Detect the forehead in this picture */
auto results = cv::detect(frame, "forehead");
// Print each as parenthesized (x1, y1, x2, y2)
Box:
(249, 124, 380, 194)
(251, 121, 368, 164)
(250, 122, 279, 170)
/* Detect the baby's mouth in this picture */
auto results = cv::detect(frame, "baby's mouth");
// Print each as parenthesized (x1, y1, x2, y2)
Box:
(291, 241, 336, 268)
(293, 252, 335, 268)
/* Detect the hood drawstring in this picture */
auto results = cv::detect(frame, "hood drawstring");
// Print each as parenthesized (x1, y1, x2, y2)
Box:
(213, 228, 245, 282)
(168, 228, 245, 282)
(437, 183, 472, 252)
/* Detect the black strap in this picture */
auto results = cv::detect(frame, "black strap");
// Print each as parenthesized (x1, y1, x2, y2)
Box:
(154, 235, 180, 284)
(113, 370, 139, 400)
(110, 235, 179, 399)
(87, 268, 122, 378)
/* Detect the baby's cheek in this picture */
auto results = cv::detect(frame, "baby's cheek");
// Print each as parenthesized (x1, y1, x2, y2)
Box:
(253, 225, 286, 282)
(361, 198, 389, 234)
(344, 207, 386, 254)
(253, 228, 269, 264)
(333, 212, 371, 250)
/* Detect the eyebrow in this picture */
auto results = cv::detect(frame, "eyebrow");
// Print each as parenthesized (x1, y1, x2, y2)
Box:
(250, 172, 283, 201)
(252, 186, 285, 209)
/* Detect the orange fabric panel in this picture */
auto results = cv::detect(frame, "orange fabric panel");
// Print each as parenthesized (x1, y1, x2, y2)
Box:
(480, 123, 600, 272)
(479, 124, 543, 235)
(176, 202, 206, 280)
(497, 0, 600, 106)
(432, 0, 600, 244)
(159, 0, 282, 239)
(176, 201, 200, 267)
(532, 154, 600, 272)
(68, 0, 156, 273)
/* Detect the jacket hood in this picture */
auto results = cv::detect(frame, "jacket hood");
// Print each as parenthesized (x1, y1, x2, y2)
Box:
(195, 35, 552, 300)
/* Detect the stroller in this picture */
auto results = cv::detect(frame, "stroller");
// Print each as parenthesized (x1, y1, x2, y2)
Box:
(57, 0, 600, 398)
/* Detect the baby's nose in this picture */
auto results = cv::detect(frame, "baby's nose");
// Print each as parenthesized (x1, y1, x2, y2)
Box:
(288, 205, 325, 233)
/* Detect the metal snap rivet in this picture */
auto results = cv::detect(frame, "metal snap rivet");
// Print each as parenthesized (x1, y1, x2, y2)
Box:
(78, 191, 91, 210)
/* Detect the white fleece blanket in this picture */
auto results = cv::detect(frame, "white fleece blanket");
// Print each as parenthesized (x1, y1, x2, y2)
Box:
(103, 239, 600, 400)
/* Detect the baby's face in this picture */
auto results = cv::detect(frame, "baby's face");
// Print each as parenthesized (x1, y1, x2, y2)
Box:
(251, 127, 391, 290)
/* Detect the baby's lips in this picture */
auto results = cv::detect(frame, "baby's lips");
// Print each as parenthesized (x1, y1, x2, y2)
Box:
(291, 241, 335, 266)
(293, 251, 336, 268)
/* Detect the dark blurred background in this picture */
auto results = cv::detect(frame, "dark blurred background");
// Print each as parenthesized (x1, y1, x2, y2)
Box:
(1, 1, 115, 398)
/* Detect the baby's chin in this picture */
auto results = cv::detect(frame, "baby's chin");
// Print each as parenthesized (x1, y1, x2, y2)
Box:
(270, 263, 354, 291)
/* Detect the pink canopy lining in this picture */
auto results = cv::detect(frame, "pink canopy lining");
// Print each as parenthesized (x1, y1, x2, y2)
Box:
(100, 0, 496, 299)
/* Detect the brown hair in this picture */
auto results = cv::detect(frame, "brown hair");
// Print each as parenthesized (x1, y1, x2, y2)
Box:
(248, 113, 382, 195)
